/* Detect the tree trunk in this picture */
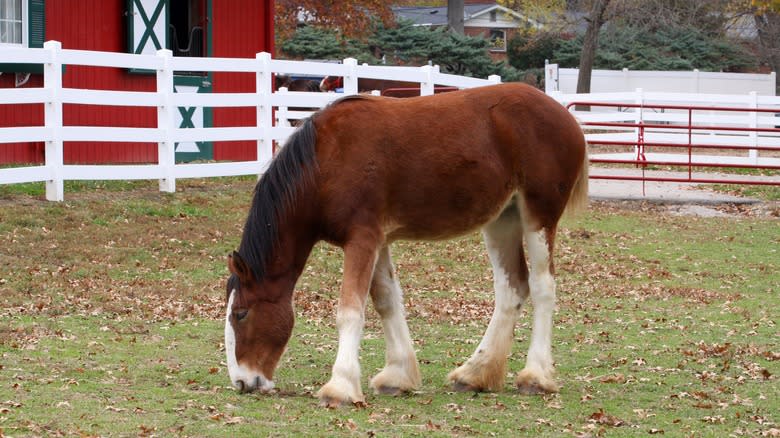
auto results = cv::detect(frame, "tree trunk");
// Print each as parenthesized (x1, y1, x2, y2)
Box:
(448, 0, 464, 34)
(576, 0, 611, 108)
(754, 11, 780, 94)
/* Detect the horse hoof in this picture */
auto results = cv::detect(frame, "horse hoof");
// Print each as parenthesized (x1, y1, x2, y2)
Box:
(318, 396, 345, 409)
(516, 383, 546, 395)
(451, 380, 482, 393)
(318, 394, 367, 408)
(515, 377, 559, 395)
(375, 385, 403, 396)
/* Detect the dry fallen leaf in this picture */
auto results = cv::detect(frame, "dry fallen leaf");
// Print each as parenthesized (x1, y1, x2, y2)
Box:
(599, 373, 626, 384)
(588, 409, 624, 427)
(224, 415, 244, 425)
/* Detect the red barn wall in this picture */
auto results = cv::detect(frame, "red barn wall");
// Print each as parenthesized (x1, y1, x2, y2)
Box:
(49, 0, 158, 164)
(0, 0, 157, 165)
(1, 0, 275, 165)
(211, 1, 274, 162)
(0, 74, 44, 163)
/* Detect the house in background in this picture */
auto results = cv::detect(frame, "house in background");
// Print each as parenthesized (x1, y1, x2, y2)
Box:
(393, 1, 539, 62)
(0, 0, 274, 165)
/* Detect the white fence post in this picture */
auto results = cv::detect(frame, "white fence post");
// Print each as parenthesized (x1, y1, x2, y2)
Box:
(276, 86, 290, 127)
(343, 58, 358, 95)
(156, 48, 176, 193)
(43, 40, 64, 201)
(420, 64, 435, 96)
(256, 51, 273, 174)
(488, 74, 502, 84)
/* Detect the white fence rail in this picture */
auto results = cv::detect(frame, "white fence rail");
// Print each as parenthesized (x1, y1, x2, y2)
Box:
(0, 41, 500, 201)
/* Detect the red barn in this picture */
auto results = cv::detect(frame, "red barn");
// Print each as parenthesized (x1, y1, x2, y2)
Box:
(0, 0, 274, 164)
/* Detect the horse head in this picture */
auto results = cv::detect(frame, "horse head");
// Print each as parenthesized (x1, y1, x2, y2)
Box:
(224, 251, 295, 393)
(223, 118, 320, 394)
(274, 74, 292, 90)
(319, 75, 343, 92)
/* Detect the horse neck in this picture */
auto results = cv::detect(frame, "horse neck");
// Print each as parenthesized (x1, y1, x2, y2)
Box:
(269, 191, 320, 284)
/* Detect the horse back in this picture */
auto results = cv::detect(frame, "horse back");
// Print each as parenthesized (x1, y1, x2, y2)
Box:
(312, 83, 586, 243)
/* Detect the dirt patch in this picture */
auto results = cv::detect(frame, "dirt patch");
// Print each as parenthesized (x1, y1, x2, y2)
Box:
(667, 204, 731, 218)
(590, 199, 780, 218)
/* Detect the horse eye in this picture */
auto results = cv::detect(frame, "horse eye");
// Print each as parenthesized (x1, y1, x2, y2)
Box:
(234, 309, 249, 321)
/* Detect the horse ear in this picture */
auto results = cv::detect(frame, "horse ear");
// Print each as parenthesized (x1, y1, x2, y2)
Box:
(228, 251, 253, 281)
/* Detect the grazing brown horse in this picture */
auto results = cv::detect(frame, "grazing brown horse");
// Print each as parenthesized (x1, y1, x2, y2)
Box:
(225, 83, 589, 407)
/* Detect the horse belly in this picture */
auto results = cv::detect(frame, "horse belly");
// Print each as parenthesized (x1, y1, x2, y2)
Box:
(384, 168, 515, 241)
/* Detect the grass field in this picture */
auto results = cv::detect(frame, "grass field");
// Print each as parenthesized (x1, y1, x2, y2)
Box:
(1, 178, 778, 437)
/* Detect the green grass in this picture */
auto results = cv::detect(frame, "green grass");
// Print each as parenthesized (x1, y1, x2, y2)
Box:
(0, 179, 156, 198)
(1, 181, 778, 437)
(704, 184, 780, 201)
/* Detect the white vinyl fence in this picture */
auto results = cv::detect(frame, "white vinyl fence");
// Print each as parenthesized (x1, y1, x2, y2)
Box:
(545, 63, 777, 96)
(0, 41, 500, 201)
(3, 43, 779, 201)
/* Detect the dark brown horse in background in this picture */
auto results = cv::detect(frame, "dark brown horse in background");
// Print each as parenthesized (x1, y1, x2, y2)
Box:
(319, 75, 453, 95)
(224, 83, 589, 407)
(275, 74, 321, 92)
(274, 74, 322, 127)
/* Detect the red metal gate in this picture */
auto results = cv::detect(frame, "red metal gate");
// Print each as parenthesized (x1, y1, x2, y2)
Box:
(567, 101, 780, 186)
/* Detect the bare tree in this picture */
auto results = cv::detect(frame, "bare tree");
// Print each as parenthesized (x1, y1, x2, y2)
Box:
(448, 0, 465, 34)
(754, 12, 780, 92)
(727, 0, 780, 92)
(611, 0, 732, 34)
(576, 0, 611, 98)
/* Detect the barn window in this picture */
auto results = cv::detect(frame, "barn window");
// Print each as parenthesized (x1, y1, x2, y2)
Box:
(0, 0, 44, 73)
(0, 0, 40, 47)
(488, 29, 506, 52)
(169, 0, 205, 58)
(126, 0, 207, 74)
(0, 0, 25, 45)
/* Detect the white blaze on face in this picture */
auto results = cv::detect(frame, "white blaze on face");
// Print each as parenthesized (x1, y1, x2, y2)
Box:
(225, 289, 275, 393)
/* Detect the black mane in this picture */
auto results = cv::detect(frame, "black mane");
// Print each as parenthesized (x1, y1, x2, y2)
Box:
(236, 95, 373, 281)
(238, 117, 318, 281)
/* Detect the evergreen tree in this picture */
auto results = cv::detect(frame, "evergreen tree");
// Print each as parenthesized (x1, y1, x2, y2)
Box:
(368, 20, 437, 64)
(551, 26, 754, 72)
(279, 26, 370, 63)
(280, 20, 521, 81)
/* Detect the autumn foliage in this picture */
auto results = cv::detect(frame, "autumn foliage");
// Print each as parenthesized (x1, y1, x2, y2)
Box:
(275, 0, 396, 39)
